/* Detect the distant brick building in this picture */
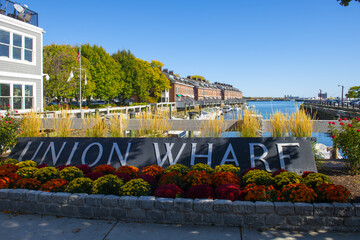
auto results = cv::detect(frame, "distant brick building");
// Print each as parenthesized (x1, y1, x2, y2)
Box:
(162, 69, 242, 102)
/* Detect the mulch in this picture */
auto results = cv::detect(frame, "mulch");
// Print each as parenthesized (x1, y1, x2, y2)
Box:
(318, 166, 360, 203)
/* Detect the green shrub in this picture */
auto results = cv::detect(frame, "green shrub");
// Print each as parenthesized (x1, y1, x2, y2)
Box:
(273, 172, 301, 189)
(191, 163, 214, 174)
(16, 160, 37, 168)
(0, 158, 19, 165)
(15, 167, 39, 179)
(214, 164, 241, 176)
(302, 173, 332, 189)
(164, 164, 190, 175)
(65, 177, 94, 194)
(60, 166, 84, 182)
(121, 178, 152, 197)
(92, 174, 124, 195)
(242, 169, 274, 186)
(34, 167, 60, 183)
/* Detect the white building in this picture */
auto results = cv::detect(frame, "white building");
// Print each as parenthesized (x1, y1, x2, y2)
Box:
(0, 1, 44, 113)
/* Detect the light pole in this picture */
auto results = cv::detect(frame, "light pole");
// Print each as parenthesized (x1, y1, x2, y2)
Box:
(338, 85, 344, 107)
(68, 67, 87, 117)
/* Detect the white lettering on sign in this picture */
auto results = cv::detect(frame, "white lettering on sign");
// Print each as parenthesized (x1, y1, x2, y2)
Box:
(153, 142, 187, 167)
(190, 143, 213, 166)
(81, 142, 103, 167)
(249, 143, 271, 172)
(66, 142, 79, 165)
(276, 143, 300, 169)
(220, 143, 239, 166)
(107, 142, 132, 166)
(40, 142, 67, 165)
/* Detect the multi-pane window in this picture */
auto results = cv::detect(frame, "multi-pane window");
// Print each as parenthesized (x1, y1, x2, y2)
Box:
(0, 30, 10, 58)
(25, 85, 33, 109)
(25, 37, 33, 62)
(13, 34, 22, 60)
(0, 84, 10, 110)
(0, 83, 34, 110)
(0, 29, 34, 63)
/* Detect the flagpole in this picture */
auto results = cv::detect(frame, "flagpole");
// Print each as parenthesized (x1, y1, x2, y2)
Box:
(79, 45, 82, 114)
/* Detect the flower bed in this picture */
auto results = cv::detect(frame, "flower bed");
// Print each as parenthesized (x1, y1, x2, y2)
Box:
(0, 160, 352, 203)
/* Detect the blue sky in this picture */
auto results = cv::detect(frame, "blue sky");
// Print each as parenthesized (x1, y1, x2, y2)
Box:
(26, 0, 360, 98)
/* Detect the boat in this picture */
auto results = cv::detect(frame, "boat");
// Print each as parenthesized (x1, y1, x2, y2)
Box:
(223, 105, 233, 113)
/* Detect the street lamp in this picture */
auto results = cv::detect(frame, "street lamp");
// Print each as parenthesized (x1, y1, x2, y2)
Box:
(338, 85, 344, 107)
(43, 74, 50, 81)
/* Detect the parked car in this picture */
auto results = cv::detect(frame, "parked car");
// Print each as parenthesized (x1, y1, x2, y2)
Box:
(90, 100, 108, 105)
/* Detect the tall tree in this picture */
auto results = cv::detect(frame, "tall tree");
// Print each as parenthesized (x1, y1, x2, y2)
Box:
(346, 86, 360, 98)
(112, 50, 137, 103)
(81, 44, 123, 101)
(43, 44, 78, 103)
(338, 0, 359, 6)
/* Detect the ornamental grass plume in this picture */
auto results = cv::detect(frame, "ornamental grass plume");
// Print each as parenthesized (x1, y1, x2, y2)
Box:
(50, 109, 73, 137)
(83, 113, 107, 137)
(109, 114, 128, 137)
(288, 107, 313, 137)
(270, 110, 289, 137)
(199, 113, 224, 138)
(20, 110, 42, 137)
(137, 109, 172, 137)
(239, 108, 262, 137)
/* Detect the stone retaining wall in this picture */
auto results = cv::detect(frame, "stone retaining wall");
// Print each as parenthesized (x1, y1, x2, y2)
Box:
(1, 189, 359, 231)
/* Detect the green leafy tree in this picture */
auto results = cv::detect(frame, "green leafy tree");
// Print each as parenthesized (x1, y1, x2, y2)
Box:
(43, 44, 95, 104)
(43, 44, 78, 103)
(345, 86, 360, 98)
(81, 44, 123, 101)
(112, 50, 137, 104)
(338, 0, 359, 6)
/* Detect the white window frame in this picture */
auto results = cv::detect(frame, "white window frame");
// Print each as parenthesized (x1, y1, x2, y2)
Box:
(0, 80, 36, 112)
(0, 26, 36, 65)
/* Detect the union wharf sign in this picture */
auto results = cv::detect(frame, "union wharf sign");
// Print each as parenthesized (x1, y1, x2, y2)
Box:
(9, 137, 317, 173)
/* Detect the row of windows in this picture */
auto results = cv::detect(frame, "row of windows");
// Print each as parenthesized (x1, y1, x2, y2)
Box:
(0, 83, 34, 110)
(0, 29, 34, 63)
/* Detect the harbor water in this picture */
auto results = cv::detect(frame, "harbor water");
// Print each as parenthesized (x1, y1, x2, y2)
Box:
(222, 100, 333, 147)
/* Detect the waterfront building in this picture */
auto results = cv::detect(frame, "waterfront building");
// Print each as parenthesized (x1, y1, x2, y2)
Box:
(214, 82, 243, 100)
(162, 69, 195, 102)
(0, 1, 44, 113)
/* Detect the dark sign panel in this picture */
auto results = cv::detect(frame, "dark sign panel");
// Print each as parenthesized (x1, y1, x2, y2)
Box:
(8, 137, 317, 174)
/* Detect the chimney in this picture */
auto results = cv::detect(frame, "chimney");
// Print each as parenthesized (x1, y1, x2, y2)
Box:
(163, 69, 168, 73)
(169, 70, 174, 75)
